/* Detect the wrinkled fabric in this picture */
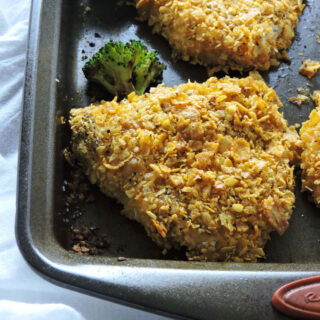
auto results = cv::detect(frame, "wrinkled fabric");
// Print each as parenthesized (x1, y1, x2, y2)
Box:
(0, 301, 85, 320)
(0, 1, 165, 319)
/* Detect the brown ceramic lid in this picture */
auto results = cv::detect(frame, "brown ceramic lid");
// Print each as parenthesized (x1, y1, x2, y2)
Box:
(272, 276, 320, 319)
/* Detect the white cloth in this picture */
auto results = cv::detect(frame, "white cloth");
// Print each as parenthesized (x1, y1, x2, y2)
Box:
(0, 301, 84, 320)
(0, 1, 166, 319)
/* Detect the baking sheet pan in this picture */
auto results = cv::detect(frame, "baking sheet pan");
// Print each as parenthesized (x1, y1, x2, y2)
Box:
(16, 0, 320, 319)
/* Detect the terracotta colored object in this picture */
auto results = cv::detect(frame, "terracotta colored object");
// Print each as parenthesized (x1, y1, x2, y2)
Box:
(272, 276, 320, 319)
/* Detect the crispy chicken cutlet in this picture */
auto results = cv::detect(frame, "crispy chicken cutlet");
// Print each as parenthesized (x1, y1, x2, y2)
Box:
(300, 91, 320, 204)
(136, 0, 305, 74)
(67, 74, 300, 262)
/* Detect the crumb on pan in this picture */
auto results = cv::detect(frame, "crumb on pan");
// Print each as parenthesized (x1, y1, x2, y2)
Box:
(70, 226, 110, 255)
(68, 74, 301, 262)
(297, 87, 310, 96)
(60, 116, 66, 124)
(312, 90, 320, 105)
(289, 94, 309, 107)
(299, 59, 320, 79)
(136, 0, 305, 74)
(300, 94, 320, 204)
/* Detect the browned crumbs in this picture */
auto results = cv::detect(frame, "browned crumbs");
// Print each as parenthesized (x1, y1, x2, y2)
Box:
(59, 167, 111, 255)
(70, 226, 110, 255)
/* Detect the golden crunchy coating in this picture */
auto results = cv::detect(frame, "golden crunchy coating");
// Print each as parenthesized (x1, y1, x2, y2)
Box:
(68, 75, 300, 262)
(300, 91, 320, 204)
(299, 59, 320, 79)
(136, 0, 304, 74)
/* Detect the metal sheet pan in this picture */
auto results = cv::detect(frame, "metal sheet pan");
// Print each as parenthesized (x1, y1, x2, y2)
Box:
(16, 0, 320, 319)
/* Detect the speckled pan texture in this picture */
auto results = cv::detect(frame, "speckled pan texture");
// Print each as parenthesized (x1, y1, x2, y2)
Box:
(16, 0, 320, 319)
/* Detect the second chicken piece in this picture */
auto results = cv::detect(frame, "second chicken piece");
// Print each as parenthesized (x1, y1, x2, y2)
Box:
(136, 0, 305, 74)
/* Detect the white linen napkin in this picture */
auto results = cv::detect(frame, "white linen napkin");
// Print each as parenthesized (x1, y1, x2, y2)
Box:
(0, 301, 84, 320)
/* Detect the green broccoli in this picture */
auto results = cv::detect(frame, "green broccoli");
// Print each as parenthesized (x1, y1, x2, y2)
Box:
(83, 39, 166, 98)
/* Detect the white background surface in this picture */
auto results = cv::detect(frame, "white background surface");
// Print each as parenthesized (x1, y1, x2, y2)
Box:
(0, 1, 168, 319)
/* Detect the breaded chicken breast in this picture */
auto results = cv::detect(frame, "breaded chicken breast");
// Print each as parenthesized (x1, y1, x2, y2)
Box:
(300, 91, 320, 204)
(68, 75, 300, 262)
(136, 0, 305, 74)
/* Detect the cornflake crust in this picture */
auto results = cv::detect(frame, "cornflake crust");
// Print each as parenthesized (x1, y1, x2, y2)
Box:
(136, 0, 305, 74)
(300, 90, 320, 204)
(68, 74, 301, 262)
(299, 59, 320, 79)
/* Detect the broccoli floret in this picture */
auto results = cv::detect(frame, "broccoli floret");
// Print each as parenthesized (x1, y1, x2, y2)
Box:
(83, 40, 135, 97)
(130, 40, 166, 95)
(83, 40, 165, 98)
